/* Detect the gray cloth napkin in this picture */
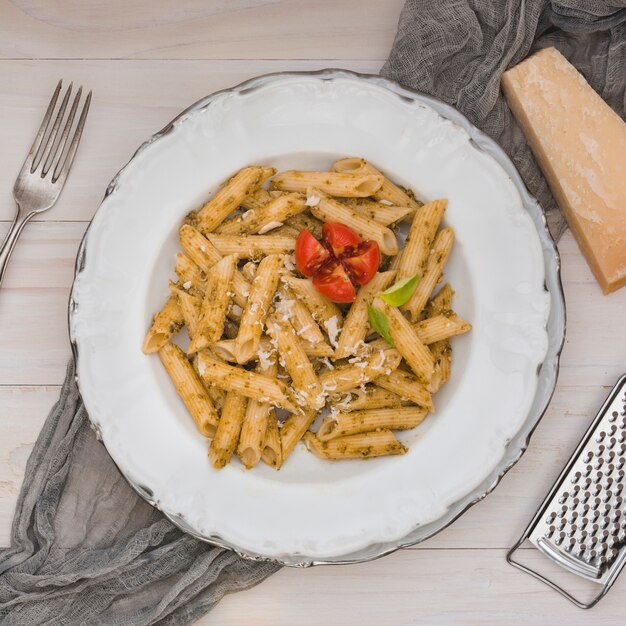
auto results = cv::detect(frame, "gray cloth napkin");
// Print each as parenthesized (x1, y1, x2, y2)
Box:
(381, 0, 626, 241)
(0, 362, 280, 625)
(2, 2, 625, 624)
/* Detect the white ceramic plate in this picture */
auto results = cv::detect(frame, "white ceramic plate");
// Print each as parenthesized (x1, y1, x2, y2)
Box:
(69, 70, 565, 566)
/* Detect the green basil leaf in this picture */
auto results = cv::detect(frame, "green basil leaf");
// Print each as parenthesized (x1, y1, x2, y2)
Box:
(367, 304, 393, 347)
(379, 272, 420, 307)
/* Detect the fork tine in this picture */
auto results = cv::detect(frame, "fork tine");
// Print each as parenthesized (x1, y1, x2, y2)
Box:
(39, 82, 73, 176)
(27, 80, 62, 171)
(46, 86, 82, 178)
(53, 90, 91, 184)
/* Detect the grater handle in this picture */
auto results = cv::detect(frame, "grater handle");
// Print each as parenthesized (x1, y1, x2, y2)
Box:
(507, 539, 608, 610)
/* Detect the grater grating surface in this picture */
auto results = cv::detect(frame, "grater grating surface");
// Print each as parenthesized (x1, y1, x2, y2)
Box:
(508, 375, 626, 608)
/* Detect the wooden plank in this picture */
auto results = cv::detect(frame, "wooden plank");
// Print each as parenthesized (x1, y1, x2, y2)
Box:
(0, 385, 57, 546)
(0, 59, 381, 223)
(0, 1, 403, 60)
(204, 548, 626, 625)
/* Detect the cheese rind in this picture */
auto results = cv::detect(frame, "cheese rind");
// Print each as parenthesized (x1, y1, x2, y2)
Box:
(502, 47, 626, 294)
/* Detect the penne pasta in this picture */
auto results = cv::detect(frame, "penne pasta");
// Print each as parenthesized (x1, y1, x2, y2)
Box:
(170, 284, 202, 338)
(179, 224, 251, 310)
(428, 340, 452, 393)
(261, 414, 283, 469)
(142, 294, 184, 354)
(307, 187, 398, 256)
(216, 192, 306, 235)
(207, 234, 296, 258)
(334, 271, 396, 359)
(280, 408, 318, 464)
(235, 254, 283, 363)
(208, 391, 248, 469)
(331, 157, 422, 210)
(285, 212, 323, 239)
(372, 297, 434, 385)
(331, 385, 412, 412)
(319, 348, 401, 394)
(174, 252, 206, 291)
(349, 199, 415, 226)
(238, 350, 278, 469)
(195, 352, 296, 412)
(240, 187, 272, 211)
(304, 429, 406, 460)
(374, 369, 434, 410)
(275, 283, 330, 348)
(396, 199, 447, 281)
(280, 274, 343, 335)
(271, 170, 383, 197)
(192, 353, 227, 411)
(159, 342, 219, 437)
(317, 406, 428, 441)
(196, 166, 274, 233)
(402, 227, 455, 320)
(267, 314, 325, 410)
(188, 255, 237, 354)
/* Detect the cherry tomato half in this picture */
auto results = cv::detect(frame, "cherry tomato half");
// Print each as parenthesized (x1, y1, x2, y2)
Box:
(322, 222, 362, 258)
(342, 240, 381, 286)
(312, 260, 356, 303)
(295, 228, 330, 277)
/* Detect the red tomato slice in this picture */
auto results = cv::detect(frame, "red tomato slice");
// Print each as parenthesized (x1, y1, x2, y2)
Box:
(341, 240, 381, 286)
(322, 222, 362, 258)
(295, 229, 330, 277)
(312, 260, 356, 303)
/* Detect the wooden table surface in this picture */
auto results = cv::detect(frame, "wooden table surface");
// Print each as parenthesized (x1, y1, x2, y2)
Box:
(1, 2, 625, 624)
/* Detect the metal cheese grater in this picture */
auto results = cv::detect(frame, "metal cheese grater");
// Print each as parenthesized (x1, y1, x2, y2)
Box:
(508, 375, 626, 609)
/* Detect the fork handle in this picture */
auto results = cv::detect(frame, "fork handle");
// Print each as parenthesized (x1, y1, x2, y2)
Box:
(0, 204, 33, 289)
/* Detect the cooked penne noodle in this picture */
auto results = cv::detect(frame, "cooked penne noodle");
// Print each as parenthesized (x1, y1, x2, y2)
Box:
(280, 408, 318, 464)
(188, 255, 237, 354)
(286, 212, 323, 239)
(159, 342, 219, 437)
(280, 274, 343, 333)
(195, 353, 296, 411)
(240, 187, 272, 211)
(208, 392, 248, 469)
(319, 348, 401, 394)
(374, 369, 434, 410)
(275, 283, 330, 347)
(396, 199, 447, 281)
(349, 200, 415, 226)
(192, 353, 226, 411)
(331, 385, 412, 411)
(207, 234, 296, 257)
(307, 187, 398, 256)
(428, 340, 452, 393)
(427, 283, 454, 315)
(317, 406, 428, 441)
(170, 284, 202, 338)
(179, 224, 251, 310)
(196, 166, 274, 233)
(235, 254, 283, 363)
(334, 271, 396, 359)
(304, 429, 406, 460)
(261, 414, 283, 469)
(271, 170, 383, 197)
(216, 192, 306, 235)
(331, 157, 422, 210)
(402, 227, 455, 320)
(267, 314, 325, 410)
(373, 297, 434, 385)
(238, 351, 278, 469)
(142, 294, 184, 354)
(174, 252, 206, 291)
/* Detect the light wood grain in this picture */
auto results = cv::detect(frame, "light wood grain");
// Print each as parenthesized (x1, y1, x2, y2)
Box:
(0, 0, 403, 60)
(0, 60, 381, 223)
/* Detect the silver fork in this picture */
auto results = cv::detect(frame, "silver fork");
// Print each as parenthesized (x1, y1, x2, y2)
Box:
(0, 80, 91, 288)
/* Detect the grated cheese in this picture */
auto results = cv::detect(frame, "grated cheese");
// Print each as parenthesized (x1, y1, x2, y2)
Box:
(323, 315, 341, 348)
(258, 221, 284, 234)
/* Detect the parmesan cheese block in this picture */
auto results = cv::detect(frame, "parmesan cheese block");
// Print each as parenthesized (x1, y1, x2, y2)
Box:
(502, 47, 626, 294)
